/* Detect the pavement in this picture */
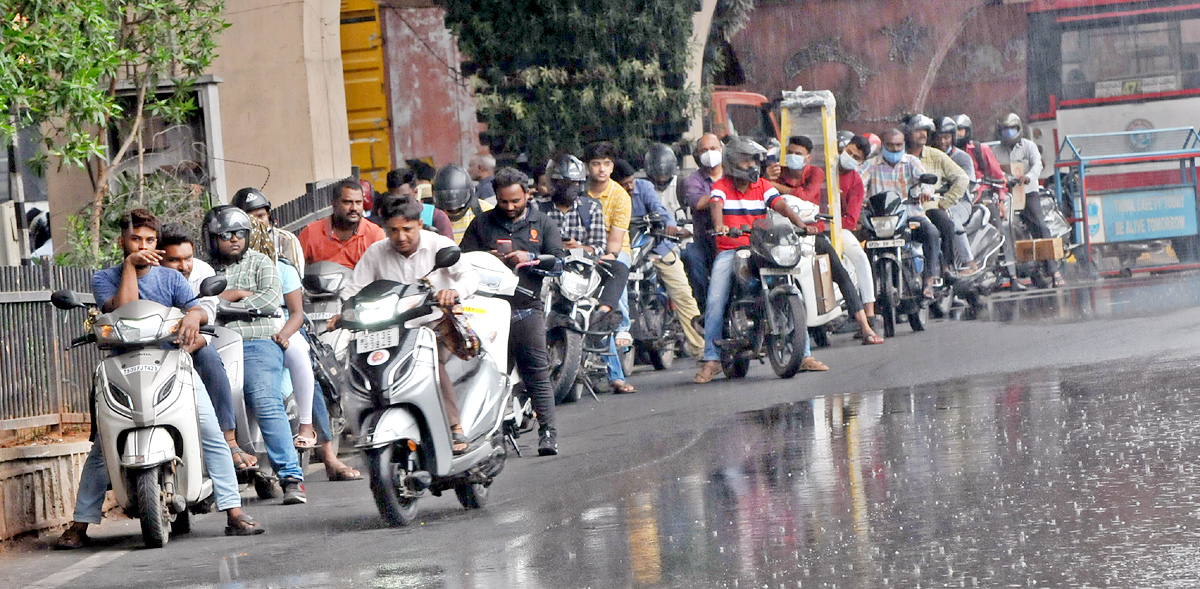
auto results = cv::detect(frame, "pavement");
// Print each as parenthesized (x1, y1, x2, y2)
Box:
(7, 274, 1200, 588)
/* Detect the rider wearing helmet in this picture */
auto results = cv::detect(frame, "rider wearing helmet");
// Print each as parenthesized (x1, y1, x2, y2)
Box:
(432, 163, 493, 245)
(952, 114, 1020, 288)
(232, 187, 305, 273)
(204, 204, 308, 505)
(693, 136, 828, 384)
(905, 114, 975, 274)
(644, 144, 683, 218)
(994, 113, 1063, 286)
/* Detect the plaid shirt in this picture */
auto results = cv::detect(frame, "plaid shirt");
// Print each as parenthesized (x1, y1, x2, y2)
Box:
(214, 249, 282, 341)
(537, 198, 606, 251)
(861, 153, 928, 199)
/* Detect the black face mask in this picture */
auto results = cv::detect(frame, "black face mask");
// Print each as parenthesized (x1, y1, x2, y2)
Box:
(955, 131, 971, 150)
(553, 181, 584, 205)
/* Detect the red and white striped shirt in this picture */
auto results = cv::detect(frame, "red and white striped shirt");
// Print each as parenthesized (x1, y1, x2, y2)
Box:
(710, 177, 781, 251)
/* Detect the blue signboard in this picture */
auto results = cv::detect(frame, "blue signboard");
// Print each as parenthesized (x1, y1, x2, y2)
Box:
(1087, 186, 1198, 244)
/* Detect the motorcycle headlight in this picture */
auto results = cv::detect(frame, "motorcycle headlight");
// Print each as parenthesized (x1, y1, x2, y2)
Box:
(113, 316, 164, 343)
(769, 244, 801, 267)
(560, 272, 591, 302)
(354, 294, 400, 326)
(870, 215, 900, 238)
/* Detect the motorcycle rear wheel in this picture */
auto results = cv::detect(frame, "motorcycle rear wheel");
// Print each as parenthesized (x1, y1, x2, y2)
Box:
(455, 482, 489, 509)
(766, 292, 807, 379)
(135, 467, 170, 548)
(365, 444, 420, 527)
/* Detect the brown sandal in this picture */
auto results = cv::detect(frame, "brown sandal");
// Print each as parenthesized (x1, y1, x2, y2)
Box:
(325, 464, 362, 481)
(225, 514, 266, 536)
(610, 380, 637, 394)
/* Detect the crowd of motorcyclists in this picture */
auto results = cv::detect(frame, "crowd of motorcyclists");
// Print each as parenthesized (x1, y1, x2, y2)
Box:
(52, 110, 1064, 548)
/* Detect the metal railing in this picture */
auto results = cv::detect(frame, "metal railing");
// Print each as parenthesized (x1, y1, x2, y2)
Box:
(0, 261, 99, 431)
(272, 167, 360, 234)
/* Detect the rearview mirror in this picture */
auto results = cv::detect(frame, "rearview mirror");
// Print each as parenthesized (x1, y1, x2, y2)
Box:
(919, 173, 939, 185)
(434, 247, 462, 270)
(50, 289, 85, 310)
(198, 276, 228, 298)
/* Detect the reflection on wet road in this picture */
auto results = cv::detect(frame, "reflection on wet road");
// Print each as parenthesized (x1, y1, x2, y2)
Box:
(987, 272, 1200, 323)
(470, 355, 1200, 588)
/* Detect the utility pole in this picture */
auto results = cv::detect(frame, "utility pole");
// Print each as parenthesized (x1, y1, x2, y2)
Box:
(8, 130, 33, 265)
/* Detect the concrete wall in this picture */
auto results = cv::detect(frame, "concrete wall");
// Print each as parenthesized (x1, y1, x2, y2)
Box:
(215, 0, 353, 204)
(0, 442, 90, 541)
(380, 6, 482, 168)
(728, 1, 1028, 134)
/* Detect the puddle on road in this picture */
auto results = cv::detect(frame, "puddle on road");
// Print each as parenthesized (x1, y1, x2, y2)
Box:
(985, 272, 1200, 323)
(209, 353, 1200, 588)
(467, 354, 1200, 588)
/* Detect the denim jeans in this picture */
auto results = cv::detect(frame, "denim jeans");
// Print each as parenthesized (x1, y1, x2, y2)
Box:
(605, 252, 632, 382)
(243, 339, 303, 481)
(193, 344, 235, 432)
(72, 372, 241, 523)
(702, 249, 738, 362)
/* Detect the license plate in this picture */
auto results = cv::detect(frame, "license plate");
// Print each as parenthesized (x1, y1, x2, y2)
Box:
(866, 239, 904, 249)
(628, 270, 644, 281)
(308, 312, 334, 321)
(758, 267, 798, 277)
(356, 327, 399, 353)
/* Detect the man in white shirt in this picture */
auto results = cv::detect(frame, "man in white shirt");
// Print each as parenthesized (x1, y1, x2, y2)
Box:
(335, 196, 479, 454)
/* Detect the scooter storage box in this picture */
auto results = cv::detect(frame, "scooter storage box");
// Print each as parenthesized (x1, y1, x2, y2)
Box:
(813, 254, 837, 314)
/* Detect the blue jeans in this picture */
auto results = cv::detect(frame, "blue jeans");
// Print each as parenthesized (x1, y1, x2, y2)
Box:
(243, 339, 303, 481)
(605, 252, 632, 382)
(702, 250, 738, 362)
(73, 372, 241, 523)
(193, 344, 235, 432)
(312, 381, 333, 444)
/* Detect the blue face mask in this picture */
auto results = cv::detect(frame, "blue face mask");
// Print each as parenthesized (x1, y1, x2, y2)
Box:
(1000, 128, 1019, 141)
(881, 148, 904, 165)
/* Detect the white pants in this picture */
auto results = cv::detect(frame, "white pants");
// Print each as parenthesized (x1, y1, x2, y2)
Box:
(840, 228, 875, 306)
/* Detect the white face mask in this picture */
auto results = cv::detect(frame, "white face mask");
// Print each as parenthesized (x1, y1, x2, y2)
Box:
(698, 149, 722, 169)
(839, 151, 859, 171)
(785, 153, 807, 169)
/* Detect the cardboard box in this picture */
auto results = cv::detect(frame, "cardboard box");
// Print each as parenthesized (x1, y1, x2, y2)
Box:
(1001, 161, 1026, 211)
(1014, 237, 1064, 262)
(813, 253, 837, 314)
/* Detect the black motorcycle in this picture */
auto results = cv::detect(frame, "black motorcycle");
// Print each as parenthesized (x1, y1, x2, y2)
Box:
(716, 219, 809, 379)
(624, 214, 686, 372)
(861, 174, 942, 337)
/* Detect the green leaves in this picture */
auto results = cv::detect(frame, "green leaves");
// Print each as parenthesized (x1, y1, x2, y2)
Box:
(443, 0, 698, 165)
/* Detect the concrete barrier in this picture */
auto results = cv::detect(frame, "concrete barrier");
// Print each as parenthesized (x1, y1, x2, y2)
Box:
(0, 442, 90, 541)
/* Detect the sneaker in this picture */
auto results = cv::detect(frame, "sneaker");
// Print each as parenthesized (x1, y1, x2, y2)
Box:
(537, 430, 558, 456)
(280, 477, 307, 505)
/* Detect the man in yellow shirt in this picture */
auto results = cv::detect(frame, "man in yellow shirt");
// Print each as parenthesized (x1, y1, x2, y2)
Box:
(584, 141, 636, 394)
(432, 163, 494, 244)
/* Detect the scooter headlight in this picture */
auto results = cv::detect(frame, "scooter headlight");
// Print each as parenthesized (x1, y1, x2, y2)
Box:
(769, 244, 801, 267)
(870, 215, 901, 238)
(559, 272, 591, 302)
(354, 294, 401, 326)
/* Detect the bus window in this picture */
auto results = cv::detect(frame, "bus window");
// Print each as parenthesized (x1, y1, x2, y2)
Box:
(1061, 21, 1180, 100)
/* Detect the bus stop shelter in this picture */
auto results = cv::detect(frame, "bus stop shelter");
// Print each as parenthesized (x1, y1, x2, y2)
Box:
(1053, 127, 1200, 276)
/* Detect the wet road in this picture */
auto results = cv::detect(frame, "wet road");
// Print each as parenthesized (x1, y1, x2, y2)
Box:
(10, 275, 1200, 588)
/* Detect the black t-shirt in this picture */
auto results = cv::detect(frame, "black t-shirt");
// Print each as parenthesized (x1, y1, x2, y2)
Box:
(460, 206, 565, 309)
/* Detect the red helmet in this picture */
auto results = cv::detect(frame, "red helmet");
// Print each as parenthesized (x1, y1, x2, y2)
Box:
(359, 179, 375, 211)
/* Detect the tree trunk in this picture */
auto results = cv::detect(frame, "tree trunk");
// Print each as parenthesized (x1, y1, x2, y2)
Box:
(90, 81, 147, 256)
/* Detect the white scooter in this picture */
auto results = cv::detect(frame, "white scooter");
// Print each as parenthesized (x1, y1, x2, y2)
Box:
(50, 278, 226, 548)
(772, 195, 846, 333)
(340, 247, 533, 526)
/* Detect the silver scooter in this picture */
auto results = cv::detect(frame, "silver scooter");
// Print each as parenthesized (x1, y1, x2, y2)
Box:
(50, 278, 225, 548)
(340, 247, 527, 526)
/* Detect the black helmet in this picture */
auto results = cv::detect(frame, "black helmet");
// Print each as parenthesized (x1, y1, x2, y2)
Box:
(549, 154, 587, 182)
(723, 136, 767, 183)
(432, 164, 474, 214)
(202, 205, 253, 260)
(643, 144, 678, 190)
(231, 187, 271, 214)
(904, 114, 936, 136)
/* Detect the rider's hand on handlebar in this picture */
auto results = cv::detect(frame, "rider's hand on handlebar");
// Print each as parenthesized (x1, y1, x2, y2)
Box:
(325, 314, 340, 330)
(175, 309, 203, 348)
(504, 250, 533, 265)
(665, 225, 678, 237)
(436, 289, 459, 308)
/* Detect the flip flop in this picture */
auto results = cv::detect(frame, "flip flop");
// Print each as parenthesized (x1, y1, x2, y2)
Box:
(225, 514, 266, 536)
(862, 334, 884, 345)
(230, 446, 258, 471)
(615, 331, 633, 348)
(293, 433, 317, 449)
(325, 464, 362, 481)
(452, 432, 470, 455)
(610, 380, 637, 394)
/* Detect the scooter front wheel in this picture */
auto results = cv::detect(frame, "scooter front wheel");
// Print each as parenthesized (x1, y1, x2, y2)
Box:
(135, 467, 170, 548)
(365, 444, 420, 527)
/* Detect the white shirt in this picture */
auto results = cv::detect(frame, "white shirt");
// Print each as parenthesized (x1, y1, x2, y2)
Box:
(996, 138, 1043, 188)
(187, 258, 216, 293)
(342, 230, 479, 302)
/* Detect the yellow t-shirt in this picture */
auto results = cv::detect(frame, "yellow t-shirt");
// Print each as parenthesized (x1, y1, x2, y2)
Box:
(449, 200, 494, 244)
(588, 179, 632, 256)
